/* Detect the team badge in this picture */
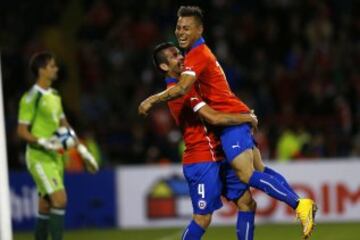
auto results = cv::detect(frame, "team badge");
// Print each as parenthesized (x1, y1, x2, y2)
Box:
(198, 200, 207, 210)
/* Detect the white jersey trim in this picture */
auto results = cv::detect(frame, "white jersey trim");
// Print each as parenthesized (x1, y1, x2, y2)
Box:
(181, 70, 196, 77)
(34, 84, 51, 95)
(193, 102, 206, 112)
(18, 120, 30, 124)
(202, 125, 216, 161)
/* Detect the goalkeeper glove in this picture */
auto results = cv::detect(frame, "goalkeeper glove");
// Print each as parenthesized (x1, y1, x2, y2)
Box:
(77, 144, 99, 173)
(37, 137, 62, 151)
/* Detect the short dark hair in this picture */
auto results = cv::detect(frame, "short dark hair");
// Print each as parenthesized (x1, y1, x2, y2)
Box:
(29, 52, 55, 78)
(177, 6, 203, 25)
(152, 42, 176, 73)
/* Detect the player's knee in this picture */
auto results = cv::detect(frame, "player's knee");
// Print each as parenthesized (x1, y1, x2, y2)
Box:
(193, 214, 212, 229)
(50, 191, 67, 208)
(236, 198, 257, 212)
(51, 198, 67, 208)
(38, 197, 51, 213)
(235, 191, 257, 212)
(248, 198, 257, 212)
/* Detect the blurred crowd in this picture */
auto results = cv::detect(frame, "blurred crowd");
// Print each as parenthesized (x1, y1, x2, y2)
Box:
(2, 0, 359, 169)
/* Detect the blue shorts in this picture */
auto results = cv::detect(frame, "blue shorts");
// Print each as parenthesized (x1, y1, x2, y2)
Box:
(220, 161, 249, 201)
(183, 161, 248, 215)
(220, 123, 256, 162)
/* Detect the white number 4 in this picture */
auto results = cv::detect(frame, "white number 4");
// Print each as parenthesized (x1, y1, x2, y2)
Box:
(198, 183, 205, 198)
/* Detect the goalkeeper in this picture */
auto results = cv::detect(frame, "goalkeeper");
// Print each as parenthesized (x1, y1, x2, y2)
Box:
(17, 52, 98, 240)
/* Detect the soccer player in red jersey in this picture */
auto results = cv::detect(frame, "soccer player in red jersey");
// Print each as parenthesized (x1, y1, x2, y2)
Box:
(151, 42, 258, 240)
(139, 6, 317, 239)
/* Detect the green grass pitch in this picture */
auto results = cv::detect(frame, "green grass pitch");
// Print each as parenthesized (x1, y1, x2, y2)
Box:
(14, 222, 358, 240)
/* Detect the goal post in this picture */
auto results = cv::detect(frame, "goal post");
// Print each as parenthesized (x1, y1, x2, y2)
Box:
(0, 53, 13, 240)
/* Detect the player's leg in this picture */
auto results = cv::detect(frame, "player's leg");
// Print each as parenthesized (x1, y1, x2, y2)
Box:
(49, 154, 67, 240)
(252, 146, 317, 238)
(222, 124, 317, 238)
(182, 162, 223, 240)
(234, 191, 256, 240)
(27, 161, 53, 240)
(220, 161, 256, 240)
(34, 196, 50, 240)
(231, 147, 319, 238)
(183, 214, 210, 240)
(232, 149, 299, 208)
(49, 189, 67, 240)
(221, 124, 299, 209)
(253, 147, 299, 198)
(30, 156, 66, 240)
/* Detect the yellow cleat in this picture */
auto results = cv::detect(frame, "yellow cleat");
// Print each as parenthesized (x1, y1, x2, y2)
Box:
(296, 199, 317, 239)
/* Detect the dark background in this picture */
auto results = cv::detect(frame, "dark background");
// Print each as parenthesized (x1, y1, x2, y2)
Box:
(1, 0, 359, 169)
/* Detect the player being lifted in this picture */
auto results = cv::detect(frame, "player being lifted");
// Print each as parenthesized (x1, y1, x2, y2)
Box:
(139, 6, 317, 239)
(17, 52, 98, 240)
(151, 42, 258, 240)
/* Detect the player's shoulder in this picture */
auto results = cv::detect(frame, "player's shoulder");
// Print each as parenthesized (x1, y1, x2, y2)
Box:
(20, 85, 40, 103)
(193, 44, 213, 59)
(186, 46, 211, 64)
(49, 88, 60, 96)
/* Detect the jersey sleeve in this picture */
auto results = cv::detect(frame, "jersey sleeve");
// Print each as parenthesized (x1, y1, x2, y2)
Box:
(186, 88, 207, 112)
(182, 49, 209, 79)
(18, 93, 35, 125)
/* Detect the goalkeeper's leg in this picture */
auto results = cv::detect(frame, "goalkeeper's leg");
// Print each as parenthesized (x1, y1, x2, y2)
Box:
(35, 197, 50, 240)
(49, 190, 67, 240)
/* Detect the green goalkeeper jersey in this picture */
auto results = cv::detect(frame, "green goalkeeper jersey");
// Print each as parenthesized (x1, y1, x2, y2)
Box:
(18, 84, 65, 164)
(18, 84, 67, 195)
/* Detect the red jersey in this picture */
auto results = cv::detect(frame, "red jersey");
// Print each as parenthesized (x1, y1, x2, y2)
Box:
(165, 77, 223, 165)
(183, 38, 250, 113)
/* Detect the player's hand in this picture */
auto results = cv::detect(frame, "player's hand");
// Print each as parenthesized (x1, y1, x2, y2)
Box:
(37, 137, 63, 151)
(138, 95, 157, 116)
(77, 144, 99, 174)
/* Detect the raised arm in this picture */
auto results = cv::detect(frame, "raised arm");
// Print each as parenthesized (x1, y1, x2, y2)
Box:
(197, 104, 258, 128)
(138, 74, 196, 116)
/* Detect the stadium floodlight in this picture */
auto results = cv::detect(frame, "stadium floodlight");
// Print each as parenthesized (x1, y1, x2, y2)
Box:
(0, 54, 13, 240)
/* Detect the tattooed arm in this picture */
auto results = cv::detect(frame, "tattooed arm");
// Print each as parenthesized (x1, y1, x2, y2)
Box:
(198, 105, 258, 128)
(138, 74, 195, 116)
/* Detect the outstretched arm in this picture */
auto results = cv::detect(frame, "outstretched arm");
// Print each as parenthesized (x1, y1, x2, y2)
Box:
(197, 105, 258, 128)
(138, 74, 196, 116)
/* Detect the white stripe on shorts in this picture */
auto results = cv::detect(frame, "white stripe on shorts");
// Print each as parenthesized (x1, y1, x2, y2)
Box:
(35, 163, 54, 194)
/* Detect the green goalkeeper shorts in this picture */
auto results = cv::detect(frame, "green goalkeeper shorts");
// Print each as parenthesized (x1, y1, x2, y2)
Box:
(26, 146, 65, 197)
